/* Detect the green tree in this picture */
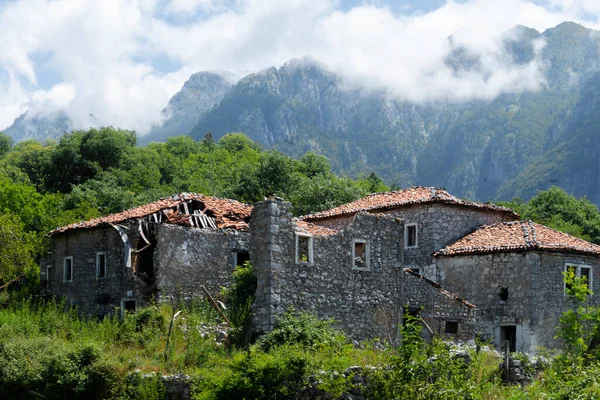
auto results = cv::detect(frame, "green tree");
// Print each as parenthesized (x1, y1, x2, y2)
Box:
(0, 213, 39, 286)
(0, 132, 12, 158)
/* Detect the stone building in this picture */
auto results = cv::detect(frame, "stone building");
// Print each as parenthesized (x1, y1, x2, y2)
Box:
(41, 186, 600, 351)
(41, 193, 252, 314)
(248, 197, 476, 343)
(435, 221, 600, 353)
(301, 187, 518, 282)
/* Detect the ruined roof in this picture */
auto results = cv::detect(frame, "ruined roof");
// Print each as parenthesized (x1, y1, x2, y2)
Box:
(404, 268, 476, 309)
(294, 220, 338, 236)
(50, 193, 253, 235)
(301, 187, 519, 221)
(435, 220, 600, 257)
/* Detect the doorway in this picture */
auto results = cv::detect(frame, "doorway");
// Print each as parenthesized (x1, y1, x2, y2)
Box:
(500, 325, 516, 352)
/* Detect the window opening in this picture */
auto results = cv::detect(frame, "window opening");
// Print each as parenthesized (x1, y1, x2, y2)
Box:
(96, 253, 107, 279)
(499, 287, 509, 302)
(235, 251, 250, 268)
(123, 300, 136, 312)
(500, 325, 516, 352)
(63, 257, 73, 282)
(353, 240, 369, 270)
(134, 239, 156, 279)
(565, 264, 593, 292)
(405, 224, 418, 248)
(46, 266, 52, 290)
(409, 267, 420, 274)
(445, 321, 459, 334)
(295, 234, 313, 264)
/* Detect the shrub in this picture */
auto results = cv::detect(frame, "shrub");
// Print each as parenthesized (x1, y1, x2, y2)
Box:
(258, 309, 346, 352)
(223, 262, 257, 347)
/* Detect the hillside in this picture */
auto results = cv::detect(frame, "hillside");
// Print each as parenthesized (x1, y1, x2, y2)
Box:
(5, 22, 600, 204)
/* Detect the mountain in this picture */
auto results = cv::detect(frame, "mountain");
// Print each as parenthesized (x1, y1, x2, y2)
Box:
(140, 72, 233, 145)
(5, 21, 600, 205)
(186, 22, 600, 204)
(4, 111, 72, 143)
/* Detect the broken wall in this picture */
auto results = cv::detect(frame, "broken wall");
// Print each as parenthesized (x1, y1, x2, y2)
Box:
(154, 224, 249, 302)
(403, 270, 476, 341)
(251, 198, 404, 342)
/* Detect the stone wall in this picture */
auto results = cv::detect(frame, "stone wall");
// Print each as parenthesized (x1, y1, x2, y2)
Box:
(46, 226, 136, 314)
(154, 224, 248, 302)
(403, 270, 476, 341)
(439, 251, 600, 352)
(251, 198, 404, 342)
(374, 203, 514, 281)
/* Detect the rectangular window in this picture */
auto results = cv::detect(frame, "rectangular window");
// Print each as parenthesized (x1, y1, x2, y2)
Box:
(63, 257, 73, 282)
(405, 223, 418, 248)
(445, 321, 459, 334)
(352, 239, 370, 270)
(233, 251, 250, 268)
(46, 266, 52, 290)
(96, 253, 107, 279)
(565, 263, 593, 292)
(295, 234, 314, 264)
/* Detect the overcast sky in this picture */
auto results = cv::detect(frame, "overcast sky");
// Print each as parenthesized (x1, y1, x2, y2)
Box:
(0, 0, 599, 133)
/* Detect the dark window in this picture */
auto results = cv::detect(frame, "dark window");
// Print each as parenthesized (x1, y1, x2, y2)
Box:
(123, 300, 136, 311)
(63, 258, 73, 282)
(235, 251, 250, 267)
(406, 224, 417, 247)
(445, 321, 459, 334)
(97, 253, 106, 279)
(46, 267, 52, 290)
(499, 287, 509, 301)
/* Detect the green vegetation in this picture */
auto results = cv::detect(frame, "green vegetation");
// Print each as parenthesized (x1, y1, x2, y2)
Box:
(0, 127, 387, 288)
(498, 186, 600, 243)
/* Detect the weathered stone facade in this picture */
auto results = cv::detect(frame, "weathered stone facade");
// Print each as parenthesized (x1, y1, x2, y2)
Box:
(43, 225, 139, 314)
(439, 251, 600, 352)
(250, 198, 405, 342)
(154, 224, 248, 302)
(402, 269, 476, 341)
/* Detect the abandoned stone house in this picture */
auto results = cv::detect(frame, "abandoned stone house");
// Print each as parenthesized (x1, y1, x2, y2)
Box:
(41, 187, 600, 352)
(41, 193, 253, 314)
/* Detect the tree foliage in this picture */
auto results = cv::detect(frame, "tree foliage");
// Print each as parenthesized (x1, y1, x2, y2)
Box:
(498, 186, 600, 243)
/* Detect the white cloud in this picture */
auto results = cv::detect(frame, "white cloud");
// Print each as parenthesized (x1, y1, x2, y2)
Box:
(0, 0, 598, 133)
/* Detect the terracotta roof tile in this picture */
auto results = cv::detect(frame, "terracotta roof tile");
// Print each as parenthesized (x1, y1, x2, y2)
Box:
(50, 193, 252, 234)
(404, 268, 476, 309)
(294, 220, 338, 236)
(435, 221, 600, 257)
(301, 187, 518, 221)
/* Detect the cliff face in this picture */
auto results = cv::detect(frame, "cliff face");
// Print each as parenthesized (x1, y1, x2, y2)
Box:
(140, 72, 233, 144)
(6, 22, 600, 205)
(4, 111, 72, 143)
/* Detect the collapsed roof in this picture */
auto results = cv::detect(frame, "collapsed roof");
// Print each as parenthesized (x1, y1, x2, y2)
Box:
(50, 193, 253, 235)
(435, 220, 600, 257)
(301, 187, 519, 221)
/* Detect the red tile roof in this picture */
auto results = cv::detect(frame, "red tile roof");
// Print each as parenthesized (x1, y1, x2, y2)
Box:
(301, 187, 519, 221)
(50, 193, 252, 234)
(404, 268, 476, 309)
(435, 220, 600, 257)
(294, 220, 338, 236)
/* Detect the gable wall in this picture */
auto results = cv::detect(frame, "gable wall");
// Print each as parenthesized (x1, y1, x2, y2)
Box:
(251, 199, 404, 342)
(375, 203, 515, 281)
(47, 226, 133, 314)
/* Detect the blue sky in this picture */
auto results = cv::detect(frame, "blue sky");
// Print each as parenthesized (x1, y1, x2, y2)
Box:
(0, 0, 598, 133)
